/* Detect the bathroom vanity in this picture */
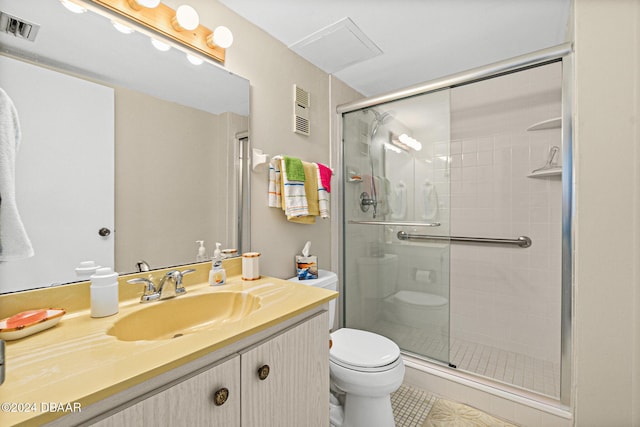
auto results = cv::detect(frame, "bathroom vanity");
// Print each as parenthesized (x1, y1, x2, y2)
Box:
(90, 312, 328, 427)
(0, 259, 336, 426)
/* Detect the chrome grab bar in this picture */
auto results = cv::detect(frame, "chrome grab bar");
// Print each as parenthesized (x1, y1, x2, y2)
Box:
(397, 231, 532, 248)
(348, 220, 441, 227)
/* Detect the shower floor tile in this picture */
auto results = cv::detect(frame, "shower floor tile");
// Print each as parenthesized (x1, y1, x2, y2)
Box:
(450, 337, 560, 398)
(374, 320, 560, 398)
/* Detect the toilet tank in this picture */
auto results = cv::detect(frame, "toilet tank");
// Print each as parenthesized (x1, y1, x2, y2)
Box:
(288, 269, 338, 329)
(356, 254, 398, 298)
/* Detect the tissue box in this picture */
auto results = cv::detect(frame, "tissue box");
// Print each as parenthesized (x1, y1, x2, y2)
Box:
(295, 255, 318, 280)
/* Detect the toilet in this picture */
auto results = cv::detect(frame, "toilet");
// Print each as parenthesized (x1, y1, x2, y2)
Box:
(357, 254, 449, 335)
(383, 290, 448, 336)
(288, 270, 405, 427)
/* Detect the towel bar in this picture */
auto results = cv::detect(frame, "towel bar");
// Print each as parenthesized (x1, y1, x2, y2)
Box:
(348, 220, 441, 227)
(397, 231, 532, 248)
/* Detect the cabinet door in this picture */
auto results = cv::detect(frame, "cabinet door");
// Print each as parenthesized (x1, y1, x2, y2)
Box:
(92, 356, 240, 427)
(241, 312, 329, 427)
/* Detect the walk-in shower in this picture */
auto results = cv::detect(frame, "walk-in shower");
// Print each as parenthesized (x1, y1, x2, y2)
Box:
(339, 44, 572, 405)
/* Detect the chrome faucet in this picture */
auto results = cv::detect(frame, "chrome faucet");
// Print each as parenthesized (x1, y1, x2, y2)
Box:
(127, 268, 195, 303)
(158, 269, 195, 299)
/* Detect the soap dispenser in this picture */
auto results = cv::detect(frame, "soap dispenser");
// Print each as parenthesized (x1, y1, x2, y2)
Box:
(196, 240, 207, 262)
(209, 242, 226, 286)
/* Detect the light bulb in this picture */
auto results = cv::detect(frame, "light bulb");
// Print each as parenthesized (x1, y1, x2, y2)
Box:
(127, 0, 161, 9)
(151, 38, 171, 51)
(186, 53, 203, 65)
(60, 0, 87, 14)
(384, 143, 402, 154)
(112, 21, 134, 34)
(207, 26, 233, 49)
(172, 5, 199, 31)
(398, 134, 422, 151)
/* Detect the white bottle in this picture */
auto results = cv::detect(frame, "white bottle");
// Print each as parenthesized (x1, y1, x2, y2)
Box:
(75, 260, 101, 279)
(196, 240, 207, 262)
(90, 267, 119, 318)
(209, 242, 227, 286)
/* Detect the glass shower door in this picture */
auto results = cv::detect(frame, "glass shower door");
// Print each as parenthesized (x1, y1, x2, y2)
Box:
(342, 90, 451, 364)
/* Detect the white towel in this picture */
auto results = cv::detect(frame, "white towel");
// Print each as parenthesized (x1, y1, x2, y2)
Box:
(0, 87, 34, 260)
(390, 181, 407, 220)
(315, 163, 330, 219)
(268, 155, 282, 208)
(376, 176, 391, 216)
(280, 157, 308, 217)
(422, 180, 439, 221)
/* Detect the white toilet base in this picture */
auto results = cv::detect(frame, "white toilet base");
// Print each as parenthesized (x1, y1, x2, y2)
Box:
(330, 357, 404, 427)
(343, 394, 395, 427)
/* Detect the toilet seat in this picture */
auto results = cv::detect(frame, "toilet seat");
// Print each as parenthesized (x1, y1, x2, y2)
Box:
(330, 328, 400, 372)
(330, 354, 403, 373)
(391, 290, 448, 307)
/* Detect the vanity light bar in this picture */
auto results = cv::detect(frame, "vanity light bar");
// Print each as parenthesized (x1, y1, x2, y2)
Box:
(83, 0, 227, 63)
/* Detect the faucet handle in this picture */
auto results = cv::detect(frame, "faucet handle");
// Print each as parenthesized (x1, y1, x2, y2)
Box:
(175, 268, 196, 295)
(127, 277, 160, 303)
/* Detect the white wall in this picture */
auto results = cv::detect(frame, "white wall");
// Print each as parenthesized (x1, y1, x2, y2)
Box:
(573, 0, 640, 425)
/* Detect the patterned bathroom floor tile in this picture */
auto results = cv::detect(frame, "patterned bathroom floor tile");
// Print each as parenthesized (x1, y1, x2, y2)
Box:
(392, 385, 437, 427)
(392, 384, 518, 427)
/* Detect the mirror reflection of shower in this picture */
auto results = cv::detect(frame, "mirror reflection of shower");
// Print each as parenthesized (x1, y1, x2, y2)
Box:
(360, 108, 394, 217)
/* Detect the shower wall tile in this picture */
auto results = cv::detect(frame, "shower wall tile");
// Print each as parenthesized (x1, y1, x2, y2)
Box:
(449, 62, 563, 364)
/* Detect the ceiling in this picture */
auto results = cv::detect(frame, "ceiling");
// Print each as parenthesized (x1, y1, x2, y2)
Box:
(219, 0, 571, 98)
(0, 0, 249, 116)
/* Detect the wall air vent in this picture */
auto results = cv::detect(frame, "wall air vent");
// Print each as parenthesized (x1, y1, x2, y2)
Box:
(293, 85, 310, 136)
(0, 12, 40, 42)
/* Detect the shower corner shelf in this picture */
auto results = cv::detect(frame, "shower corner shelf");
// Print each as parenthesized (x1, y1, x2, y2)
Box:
(526, 117, 561, 131)
(527, 167, 562, 178)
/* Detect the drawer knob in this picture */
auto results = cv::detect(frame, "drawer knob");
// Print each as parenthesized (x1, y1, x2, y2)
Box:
(213, 387, 229, 406)
(257, 364, 270, 380)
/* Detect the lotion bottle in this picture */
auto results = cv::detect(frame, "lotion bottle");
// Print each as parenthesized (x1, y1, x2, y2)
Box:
(90, 267, 119, 318)
(209, 242, 226, 286)
(196, 240, 207, 262)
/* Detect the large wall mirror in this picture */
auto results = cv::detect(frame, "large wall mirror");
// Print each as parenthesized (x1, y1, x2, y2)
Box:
(0, 0, 250, 294)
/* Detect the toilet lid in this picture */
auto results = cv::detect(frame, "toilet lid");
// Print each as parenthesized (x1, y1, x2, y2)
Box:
(330, 328, 400, 369)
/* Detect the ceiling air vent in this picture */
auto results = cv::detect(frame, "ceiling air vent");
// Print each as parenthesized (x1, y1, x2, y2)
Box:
(0, 12, 40, 42)
(293, 85, 310, 136)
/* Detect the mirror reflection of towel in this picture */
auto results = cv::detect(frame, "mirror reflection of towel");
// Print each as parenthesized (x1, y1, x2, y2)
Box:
(390, 181, 406, 220)
(422, 180, 439, 221)
(0, 87, 34, 260)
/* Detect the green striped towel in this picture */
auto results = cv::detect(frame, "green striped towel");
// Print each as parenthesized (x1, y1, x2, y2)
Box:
(284, 156, 305, 182)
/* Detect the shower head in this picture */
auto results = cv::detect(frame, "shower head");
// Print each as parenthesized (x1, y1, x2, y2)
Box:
(367, 108, 394, 137)
(367, 108, 394, 124)
(372, 110, 393, 123)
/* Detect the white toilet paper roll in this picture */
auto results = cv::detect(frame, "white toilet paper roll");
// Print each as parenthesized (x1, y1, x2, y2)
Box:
(415, 269, 432, 283)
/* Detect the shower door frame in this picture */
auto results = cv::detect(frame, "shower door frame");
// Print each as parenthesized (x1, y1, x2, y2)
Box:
(335, 42, 574, 406)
